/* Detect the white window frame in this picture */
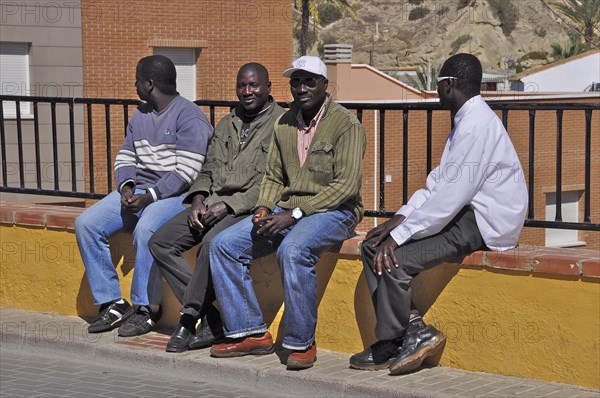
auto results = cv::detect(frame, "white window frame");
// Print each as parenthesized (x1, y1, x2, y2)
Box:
(1, 42, 31, 117)
(545, 190, 585, 248)
(153, 47, 197, 101)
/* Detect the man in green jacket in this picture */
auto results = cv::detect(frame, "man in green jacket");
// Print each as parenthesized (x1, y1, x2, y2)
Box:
(149, 63, 284, 353)
(209, 56, 366, 370)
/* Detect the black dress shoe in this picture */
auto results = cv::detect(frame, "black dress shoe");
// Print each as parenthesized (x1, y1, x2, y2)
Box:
(388, 319, 446, 375)
(166, 324, 194, 353)
(188, 308, 225, 350)
(349, 338, 402, 370)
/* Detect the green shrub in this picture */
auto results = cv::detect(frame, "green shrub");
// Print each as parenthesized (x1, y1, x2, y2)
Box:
(488, 0, 519, 36)
(408, 0, 424, 4)
(318, 3, 343, 26)
(437, 5, 450, 16)
(457, 0, 473, 10)
(408, 6, 430, 21)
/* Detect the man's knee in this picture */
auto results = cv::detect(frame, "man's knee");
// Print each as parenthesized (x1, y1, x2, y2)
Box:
(277, 242, 309, 266)
(147, 232, 162, 257)
(361, 238, 378, 259)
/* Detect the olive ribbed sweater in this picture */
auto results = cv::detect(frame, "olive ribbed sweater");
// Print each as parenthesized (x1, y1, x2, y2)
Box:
(255, 99, 366, 221)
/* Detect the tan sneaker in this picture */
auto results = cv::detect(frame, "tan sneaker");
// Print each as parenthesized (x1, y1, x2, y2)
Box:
(286, 343, 317, 370)
(210, 331, 274, 358)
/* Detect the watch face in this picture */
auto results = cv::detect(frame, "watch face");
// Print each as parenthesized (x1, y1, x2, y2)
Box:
(292, 208, 302, 220)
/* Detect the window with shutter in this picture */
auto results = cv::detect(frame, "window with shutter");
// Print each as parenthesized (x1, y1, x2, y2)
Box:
(545, 190, 584, 247)
(0, 42, 30, 117)
(153, 47, 197, 101)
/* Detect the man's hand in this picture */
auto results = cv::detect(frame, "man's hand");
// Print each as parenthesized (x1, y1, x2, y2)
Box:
(252, 207, 270, 228)
(124, 192, 154, 212)
(372, 236, 400, 276)
(365, 214, 406, 247)
(188, 194, 207, 230)
(120, 185, 134, 207)
(200, 201, 229, 227)
(255, 210, 296, 236)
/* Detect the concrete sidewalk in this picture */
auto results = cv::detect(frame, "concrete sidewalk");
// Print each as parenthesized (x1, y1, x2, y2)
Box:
(1, 307, 597, 398)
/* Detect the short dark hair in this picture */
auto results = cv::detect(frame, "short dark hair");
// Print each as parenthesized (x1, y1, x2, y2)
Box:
(237, 62, 270, 83)
(440, 53, 482, 98)
(137, 55, 177, 95)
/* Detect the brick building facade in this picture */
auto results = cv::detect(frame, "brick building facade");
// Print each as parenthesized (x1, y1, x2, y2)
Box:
(79, 0, 294, 192)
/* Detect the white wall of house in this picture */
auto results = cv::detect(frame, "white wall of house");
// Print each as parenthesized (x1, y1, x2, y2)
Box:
(520, 52, 600, 92)
(0, 0, 85, 195)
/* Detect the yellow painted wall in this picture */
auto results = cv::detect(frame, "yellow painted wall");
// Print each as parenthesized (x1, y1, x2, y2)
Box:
(1, 225, 598, 388)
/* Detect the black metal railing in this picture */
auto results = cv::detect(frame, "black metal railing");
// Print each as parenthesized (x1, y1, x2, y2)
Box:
(1, 95, 598, 232)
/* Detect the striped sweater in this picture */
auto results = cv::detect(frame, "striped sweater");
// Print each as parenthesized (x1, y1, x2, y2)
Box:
(114, 95, 213, 200)
(256, 99, 366, 221)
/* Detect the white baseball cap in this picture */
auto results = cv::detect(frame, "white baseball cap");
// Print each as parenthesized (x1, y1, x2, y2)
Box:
(282, 56, 328, 79)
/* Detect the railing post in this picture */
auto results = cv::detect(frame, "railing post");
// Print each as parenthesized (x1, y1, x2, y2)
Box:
(15, 100, 24, 188)
(33, 102, 41, 189)
(69, 102, 77, 192)
(426, 109, 432, 174)
(379, 109, 385, 212)
(584, 109, 592, 223)
(0, 102, 6, 187)
(527, 109, 535, 221)
(123, 104, 129, 136)
(402, 108, 409, 204)
(51, 102, 59, 191)
(555, 110, 563, 222)
(87, 103, 95, 194)
(105, 104, 112, 192)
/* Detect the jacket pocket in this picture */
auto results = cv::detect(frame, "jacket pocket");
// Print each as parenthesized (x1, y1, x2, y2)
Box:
(254, 141, 270, 173)
(308, 141, 334, 180)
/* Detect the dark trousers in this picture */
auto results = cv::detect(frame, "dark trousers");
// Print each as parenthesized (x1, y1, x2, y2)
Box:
(149, 209, 247, 319)
(362, 206, 486, 341)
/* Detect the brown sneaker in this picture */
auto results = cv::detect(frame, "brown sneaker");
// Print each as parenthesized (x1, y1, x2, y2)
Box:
(210, 331, 275, 358)
(286, 343, 317, 370)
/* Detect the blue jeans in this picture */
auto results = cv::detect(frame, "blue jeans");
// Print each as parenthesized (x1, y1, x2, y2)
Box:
(75, 190, 185, 306)
(209, 207, 357, 350)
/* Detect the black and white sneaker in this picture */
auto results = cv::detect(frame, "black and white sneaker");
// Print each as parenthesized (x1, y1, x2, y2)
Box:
(88, 300, 134, 333)
(118, 305, 162, 337)
(388, 319, 446, 375)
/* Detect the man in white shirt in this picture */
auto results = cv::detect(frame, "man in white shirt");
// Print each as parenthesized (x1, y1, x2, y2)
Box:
(350, 53, 528, 375)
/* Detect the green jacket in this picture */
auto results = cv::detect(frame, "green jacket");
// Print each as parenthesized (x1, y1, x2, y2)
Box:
(184, 98, 285, 215)
(256, 98, 366, 221)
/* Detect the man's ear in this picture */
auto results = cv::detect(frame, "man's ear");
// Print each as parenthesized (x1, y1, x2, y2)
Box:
(444, 79, 453, 96)
(266, 81, 272, 93)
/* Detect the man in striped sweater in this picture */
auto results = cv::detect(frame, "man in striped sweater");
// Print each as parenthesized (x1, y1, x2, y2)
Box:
(208, 56, 366, 370)
(75, 55, 213, 337)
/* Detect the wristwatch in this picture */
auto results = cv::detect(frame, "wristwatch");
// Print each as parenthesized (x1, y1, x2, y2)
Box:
(291, 207, 303, 221)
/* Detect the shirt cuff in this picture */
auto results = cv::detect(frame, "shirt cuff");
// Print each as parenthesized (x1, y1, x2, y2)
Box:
(147, 187, 158, 202)
(119, 180, 135, 192)
(390, 225, 412, 247)
(396, 205, 414, 219)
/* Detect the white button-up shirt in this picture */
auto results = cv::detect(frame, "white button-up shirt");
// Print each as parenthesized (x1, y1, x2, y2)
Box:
(391, 95, 528, 251)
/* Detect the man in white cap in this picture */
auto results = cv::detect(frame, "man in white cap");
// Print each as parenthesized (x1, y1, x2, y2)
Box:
(209, 56, 366, 370)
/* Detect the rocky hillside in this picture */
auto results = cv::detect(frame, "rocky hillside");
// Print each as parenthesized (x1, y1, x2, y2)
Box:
(299, 0, 572, 73)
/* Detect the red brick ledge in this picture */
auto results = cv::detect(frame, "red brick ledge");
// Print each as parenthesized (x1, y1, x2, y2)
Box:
(2, 203, 598, 278)
(1, 202, 82, 230)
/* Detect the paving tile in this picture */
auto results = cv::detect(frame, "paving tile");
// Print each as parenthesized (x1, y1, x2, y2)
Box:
(438, 387, 473, 395)
(494, 383, 539, 396)
(544, 389, 587, 397)
(1, 308, 598, 398)
(571, 392, 600, 398)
